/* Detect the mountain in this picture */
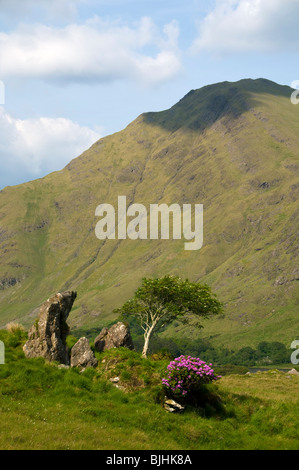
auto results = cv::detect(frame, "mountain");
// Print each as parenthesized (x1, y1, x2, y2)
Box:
(0, 78, 298, 349)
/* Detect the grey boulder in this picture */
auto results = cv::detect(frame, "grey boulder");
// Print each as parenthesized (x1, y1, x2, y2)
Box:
(23, 291, 77, 364)
(70, 337, 98, 368)
(94, 322, 134, 353)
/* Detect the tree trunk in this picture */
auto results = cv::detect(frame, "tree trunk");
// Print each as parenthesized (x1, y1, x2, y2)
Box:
(142, 323, 156, 358)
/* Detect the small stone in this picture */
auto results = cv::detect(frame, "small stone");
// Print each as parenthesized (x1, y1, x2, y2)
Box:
(109, 377, 120, 383)
(70, 337, 98, 369)
(164, 398, 185, 413)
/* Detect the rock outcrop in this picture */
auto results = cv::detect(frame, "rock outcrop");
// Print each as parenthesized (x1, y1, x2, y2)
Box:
(23, 291, 77, 364)
(94, 322, 134, 353)
(70, 337, 98, 369)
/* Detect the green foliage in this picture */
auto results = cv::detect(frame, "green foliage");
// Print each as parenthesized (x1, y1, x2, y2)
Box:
(256, 341, 290, 364)
(117, 275, 223, 326)
(211, 341, 291, 367)
(115, 275, 222, 356)
(130, 333, 292, 368)
(230, 347, 258, 367)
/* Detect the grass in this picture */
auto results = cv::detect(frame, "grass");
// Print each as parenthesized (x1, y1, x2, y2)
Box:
(0, 329, 299, 450)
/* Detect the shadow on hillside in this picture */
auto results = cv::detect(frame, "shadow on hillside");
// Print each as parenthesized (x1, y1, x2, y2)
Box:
(143, 78, 292, 133)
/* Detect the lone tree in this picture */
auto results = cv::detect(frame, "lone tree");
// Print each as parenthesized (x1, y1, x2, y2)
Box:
(115, 275, 223, 358)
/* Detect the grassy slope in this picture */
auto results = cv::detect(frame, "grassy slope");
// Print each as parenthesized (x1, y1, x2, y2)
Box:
(0, 330, 299, 450)
(0, 79, 298, 350)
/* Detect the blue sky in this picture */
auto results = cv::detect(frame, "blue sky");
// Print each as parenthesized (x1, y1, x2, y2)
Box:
(0, 0, 298, 189)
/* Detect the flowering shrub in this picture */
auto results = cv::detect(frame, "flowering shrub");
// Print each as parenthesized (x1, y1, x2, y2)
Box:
(162, 355, 221, 403)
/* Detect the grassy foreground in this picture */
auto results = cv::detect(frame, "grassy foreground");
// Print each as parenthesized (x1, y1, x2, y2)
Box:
(0, 328, 299, 450)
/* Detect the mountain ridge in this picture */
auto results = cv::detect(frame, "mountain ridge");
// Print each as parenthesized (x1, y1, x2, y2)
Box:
(0, 78, 298, 349)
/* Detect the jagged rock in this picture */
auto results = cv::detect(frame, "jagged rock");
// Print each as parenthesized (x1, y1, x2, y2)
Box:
(164, 398, 185, 413)
(287, 368, 299, 376)
(94, 322, 134, 353)
(23, 291, 77, 364)
(70, 337, 98, 368)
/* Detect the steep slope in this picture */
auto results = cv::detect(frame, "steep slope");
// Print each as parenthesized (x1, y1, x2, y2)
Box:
(0, 78, 298, 348)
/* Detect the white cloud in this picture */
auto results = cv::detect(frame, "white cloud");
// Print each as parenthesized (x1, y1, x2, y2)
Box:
(0, 0, 87, 21)
(0, 107, 101, 188)
(191, 0, 299, 54)
(0, 17, 181, 86)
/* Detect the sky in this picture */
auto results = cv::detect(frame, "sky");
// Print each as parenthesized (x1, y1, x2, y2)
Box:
(0, 0, 298, 189)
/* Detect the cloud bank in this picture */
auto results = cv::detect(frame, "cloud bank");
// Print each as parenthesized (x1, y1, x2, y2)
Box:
(0, 107, 101, 188)
(0, 0, 86, 21)
(0, 17, 181, 86)
(191, 0, 299, 54)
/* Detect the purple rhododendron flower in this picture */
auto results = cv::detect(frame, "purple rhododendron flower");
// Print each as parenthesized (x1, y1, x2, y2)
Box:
(162, 355, 221, 400)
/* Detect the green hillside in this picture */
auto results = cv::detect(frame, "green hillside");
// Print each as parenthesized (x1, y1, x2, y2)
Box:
(0, 78, 298, 349)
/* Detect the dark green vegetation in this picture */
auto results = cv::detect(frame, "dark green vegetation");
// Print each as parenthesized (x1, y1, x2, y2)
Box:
(131, 331, 293, 368)
(116, 275, 222, 357)
(0, 78, 298, 352)
(1, 328, 299, 450)
(114, 309, 293, 367)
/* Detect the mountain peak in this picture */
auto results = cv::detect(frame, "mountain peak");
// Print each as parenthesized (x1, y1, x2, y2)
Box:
(143, 78, 291, 132)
